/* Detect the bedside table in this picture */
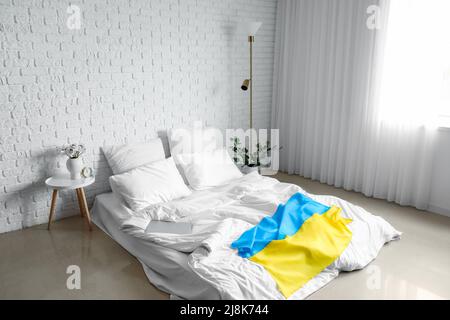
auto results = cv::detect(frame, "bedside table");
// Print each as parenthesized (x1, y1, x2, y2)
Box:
(45, 176, 95, 231)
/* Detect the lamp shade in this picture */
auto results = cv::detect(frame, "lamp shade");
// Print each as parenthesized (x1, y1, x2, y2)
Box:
(243, 21, 262, 36)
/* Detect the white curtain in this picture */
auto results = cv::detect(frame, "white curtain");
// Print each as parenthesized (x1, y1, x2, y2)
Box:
(272, 0, 447, 210)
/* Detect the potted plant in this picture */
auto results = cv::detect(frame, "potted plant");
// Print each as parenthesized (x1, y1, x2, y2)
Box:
(58, 144, 86, 180)
(229, 137, 275, 174)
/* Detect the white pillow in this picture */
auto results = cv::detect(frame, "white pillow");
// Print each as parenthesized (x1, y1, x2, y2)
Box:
(174, 149, 243, 190)
(109, 157, 191, 212)
(102, 139, 165, 175)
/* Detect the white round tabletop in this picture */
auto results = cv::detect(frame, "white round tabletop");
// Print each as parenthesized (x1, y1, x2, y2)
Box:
(45, 176, 95, 190)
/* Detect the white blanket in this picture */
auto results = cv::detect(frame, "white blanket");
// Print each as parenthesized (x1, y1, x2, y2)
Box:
(121, 172, 401, 299)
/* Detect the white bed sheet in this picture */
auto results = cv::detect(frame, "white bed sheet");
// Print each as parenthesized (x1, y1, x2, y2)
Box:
(91, 192, 220, 299)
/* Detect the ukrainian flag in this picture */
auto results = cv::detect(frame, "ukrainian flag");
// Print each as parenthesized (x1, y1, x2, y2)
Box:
(231, 193, 352, 298)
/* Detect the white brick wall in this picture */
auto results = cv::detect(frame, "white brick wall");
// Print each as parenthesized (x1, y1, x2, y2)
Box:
(0, 0, 277, 233)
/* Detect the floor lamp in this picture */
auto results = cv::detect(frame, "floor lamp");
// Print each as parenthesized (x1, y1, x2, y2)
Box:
(241, 22, 262, 130)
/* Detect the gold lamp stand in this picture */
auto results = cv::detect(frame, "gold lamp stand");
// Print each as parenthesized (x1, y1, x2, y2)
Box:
(241, 35, 255, 129)
(241, 21, 261, 130)
(240, 22, 261, 165)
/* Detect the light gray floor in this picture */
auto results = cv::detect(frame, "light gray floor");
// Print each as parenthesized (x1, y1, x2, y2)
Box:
(0, 173, 449, 299)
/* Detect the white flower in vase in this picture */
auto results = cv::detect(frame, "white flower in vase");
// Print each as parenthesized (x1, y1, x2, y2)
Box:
(58, 144, 86, 180)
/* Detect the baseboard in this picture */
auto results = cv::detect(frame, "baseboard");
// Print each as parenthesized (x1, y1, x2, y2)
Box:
(428, 205, 450, 218)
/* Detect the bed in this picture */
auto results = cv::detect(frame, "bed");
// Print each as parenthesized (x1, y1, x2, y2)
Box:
(91, 171, 401, 300)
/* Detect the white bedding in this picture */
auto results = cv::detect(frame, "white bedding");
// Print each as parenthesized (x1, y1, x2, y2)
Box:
(119, 172, 401, 300)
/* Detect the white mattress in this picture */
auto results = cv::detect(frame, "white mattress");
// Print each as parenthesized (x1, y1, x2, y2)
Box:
(91, 192, 220, 299)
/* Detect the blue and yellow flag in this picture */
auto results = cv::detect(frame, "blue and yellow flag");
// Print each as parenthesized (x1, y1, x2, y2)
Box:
(231, 193, 352, 298)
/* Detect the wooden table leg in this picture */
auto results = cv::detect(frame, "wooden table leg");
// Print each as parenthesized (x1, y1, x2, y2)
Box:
(47, 189, 58, 230)
(78, 188, 92, 231)
(76, 188, 85, 217)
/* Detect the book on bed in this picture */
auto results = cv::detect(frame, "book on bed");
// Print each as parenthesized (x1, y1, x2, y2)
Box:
(145, 221, 193, 234)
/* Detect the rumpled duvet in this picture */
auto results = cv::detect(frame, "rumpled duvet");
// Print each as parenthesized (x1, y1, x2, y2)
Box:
(121, 172, 401, 300)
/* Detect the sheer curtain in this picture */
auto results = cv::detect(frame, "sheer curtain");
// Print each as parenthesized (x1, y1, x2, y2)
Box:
(272, 0, 447, 210)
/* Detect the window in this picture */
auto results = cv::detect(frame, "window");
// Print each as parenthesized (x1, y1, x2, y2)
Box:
(378, 0, 450, 128)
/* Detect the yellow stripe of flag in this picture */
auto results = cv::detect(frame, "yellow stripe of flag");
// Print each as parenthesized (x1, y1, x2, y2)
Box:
(250, 206, 352, 298)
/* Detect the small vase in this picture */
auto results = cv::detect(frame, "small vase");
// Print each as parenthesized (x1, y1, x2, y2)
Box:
(66, 157, 83, 180)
